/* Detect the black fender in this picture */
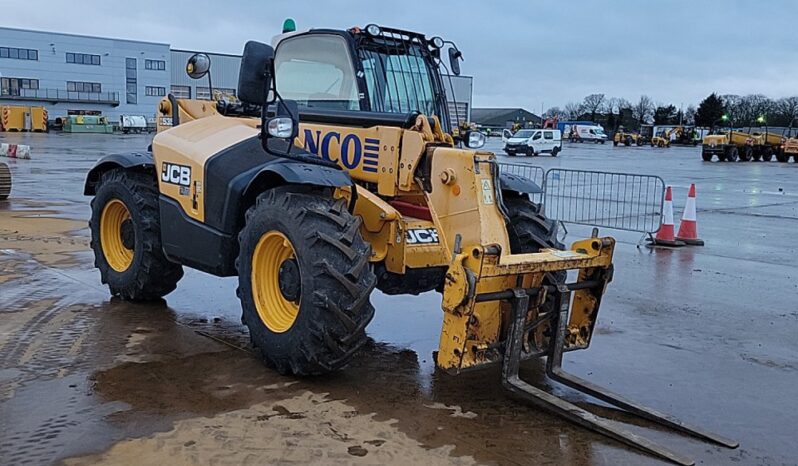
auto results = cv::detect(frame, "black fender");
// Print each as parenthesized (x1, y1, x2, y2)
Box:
(84, 152, 154, 195)
(499, 172, 543, 194)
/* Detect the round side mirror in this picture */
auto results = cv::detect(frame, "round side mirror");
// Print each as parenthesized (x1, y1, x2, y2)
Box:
(186, 53, 211, 79)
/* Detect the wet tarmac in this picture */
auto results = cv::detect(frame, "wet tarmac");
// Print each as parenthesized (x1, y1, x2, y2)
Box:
(1, 132, 797, 465)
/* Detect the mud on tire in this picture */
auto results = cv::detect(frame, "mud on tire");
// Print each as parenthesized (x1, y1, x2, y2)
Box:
(90, 169, 184, 301)
(237, 186, 377, 375)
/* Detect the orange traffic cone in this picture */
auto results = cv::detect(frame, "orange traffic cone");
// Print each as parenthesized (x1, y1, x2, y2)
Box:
(648, 186, 685, 247)
(676, 184, 704, 246)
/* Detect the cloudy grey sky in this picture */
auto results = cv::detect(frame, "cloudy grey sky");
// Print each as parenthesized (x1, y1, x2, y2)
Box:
(5, 0, 797, 110)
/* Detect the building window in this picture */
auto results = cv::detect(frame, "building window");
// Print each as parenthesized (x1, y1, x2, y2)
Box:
(145, 86, 166, 97)
(126, 58, 137, 104)
(145, 59, 166, 71)
(1, 78, 40, 96)
(0, 47, 38, 60)
(66, 52, 101, 65)
(196, 87, 236, 100)
(170, 85, 191, 99)
(67, 81, 102, 93)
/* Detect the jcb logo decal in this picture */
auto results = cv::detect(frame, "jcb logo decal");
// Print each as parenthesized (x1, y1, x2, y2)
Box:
(303, 129, 379, 173)
(406, 228, 439, 245)
(161, 162, 191, 187)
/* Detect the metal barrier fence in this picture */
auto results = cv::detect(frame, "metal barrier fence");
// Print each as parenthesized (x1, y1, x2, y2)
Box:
(499, 163, 665, 234)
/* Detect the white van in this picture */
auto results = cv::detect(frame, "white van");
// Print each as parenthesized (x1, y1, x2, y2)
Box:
(503, 129, 563, 156)
(568, 125, 607, 143)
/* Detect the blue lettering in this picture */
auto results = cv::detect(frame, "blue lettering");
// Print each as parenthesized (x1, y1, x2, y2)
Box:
(340, 134, 362, 169)
(303, 129, 321, 155)
(321, 132, 340, 162)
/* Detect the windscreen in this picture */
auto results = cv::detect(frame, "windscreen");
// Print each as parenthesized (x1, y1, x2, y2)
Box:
(359, 43, 438, 118)
(275, 34, 360, 110)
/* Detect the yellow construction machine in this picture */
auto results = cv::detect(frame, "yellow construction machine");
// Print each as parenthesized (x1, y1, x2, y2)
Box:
(612, 129, 643, 146)
(84, 22, 736, 465)
(702, 129, 777, 162)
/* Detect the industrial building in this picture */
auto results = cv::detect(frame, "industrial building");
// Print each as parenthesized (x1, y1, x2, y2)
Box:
(471, 107, 541, 130)
(1, 26, 473, 128)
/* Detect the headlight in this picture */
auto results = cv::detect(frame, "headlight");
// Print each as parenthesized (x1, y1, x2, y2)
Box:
(466, 131, 486, 149)
(267, 117, 294, 138)
(430, 36, 444, 48)
(365, 24, 381, 36)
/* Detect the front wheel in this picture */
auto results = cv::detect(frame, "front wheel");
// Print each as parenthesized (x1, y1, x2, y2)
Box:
(237, 187, 376, 375)
(701, 151, 713, 162)
(89, 169, 183, 300)
(726, 146, 739, 162)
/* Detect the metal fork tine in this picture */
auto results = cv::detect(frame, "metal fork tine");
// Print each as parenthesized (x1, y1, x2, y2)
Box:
(502, 289, 695, 466)
(546, 293, 739, 449)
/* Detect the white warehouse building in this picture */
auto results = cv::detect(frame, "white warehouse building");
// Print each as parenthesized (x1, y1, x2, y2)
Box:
(0, 26, 473, 126)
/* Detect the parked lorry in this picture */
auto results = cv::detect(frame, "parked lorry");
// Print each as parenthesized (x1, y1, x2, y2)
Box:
(504, 128, 563, 156)
(119, 115, 148, 134)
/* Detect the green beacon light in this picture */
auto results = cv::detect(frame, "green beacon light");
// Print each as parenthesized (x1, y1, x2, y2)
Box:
(282, 18, 296, 34)
(757, 116, 766, 124)
(721, 114, 729, 121)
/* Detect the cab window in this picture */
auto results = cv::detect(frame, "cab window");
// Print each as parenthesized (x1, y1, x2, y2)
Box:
(531, 131, 542, 140)
(275, 34, 359, 110)
(544, 131, 553, 140)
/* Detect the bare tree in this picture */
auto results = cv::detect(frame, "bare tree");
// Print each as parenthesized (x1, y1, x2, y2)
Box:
(684, 105, 697, 125)
(736, 94, 773, 125)
(543, 106, 564, 119)
(581, 93, 606, 121)
(632, 95, 654, 125)
(564, 102, 583, 120)
(775, 97, 798, 126)
(720, 94, 741, 123)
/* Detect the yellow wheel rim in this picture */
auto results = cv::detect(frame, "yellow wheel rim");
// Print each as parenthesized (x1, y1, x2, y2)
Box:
(251, 231, 300, 333)
(100, 199, 134, 272)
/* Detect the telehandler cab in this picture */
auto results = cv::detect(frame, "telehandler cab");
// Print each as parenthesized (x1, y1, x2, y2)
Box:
(84, 23, 736, 465)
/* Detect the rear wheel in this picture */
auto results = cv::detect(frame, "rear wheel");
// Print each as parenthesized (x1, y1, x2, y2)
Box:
(762, 147, 773, 162)
(237, 187, 376, 375)
(726, 146, 739, 162)
(775, 149, 788, 163)
(739, 146, 752, 161)
(0, 163, 11, 200)
(701, 150, 713, 162)
(551, 146, 560, 157)
(89, 169, 183, 301)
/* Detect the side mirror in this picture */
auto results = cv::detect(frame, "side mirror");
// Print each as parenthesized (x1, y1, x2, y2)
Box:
(448, 47, 462, 76)
(464, 130, 485, 149)
(186, 53, 211, 79)
(238, 41, 275, 105)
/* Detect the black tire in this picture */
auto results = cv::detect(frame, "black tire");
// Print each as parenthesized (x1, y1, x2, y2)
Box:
(752, 150, 762, 162)
(551, 146, 560, 157)
(90, 169, 183, 301)
(613, 140, 619, 146)
(237, 187, 376, 375)
(0, 163, 11, 200)
(504, 195, 564, 253)
(726, 147, 739, 162)
(701, 151, 713, 162)
(762, 147, 773, 162)
(505, 150, 516, 157)
(739, 146, 752, 162)
(775, 149, 788, 163)
(375, 264, 446, 296)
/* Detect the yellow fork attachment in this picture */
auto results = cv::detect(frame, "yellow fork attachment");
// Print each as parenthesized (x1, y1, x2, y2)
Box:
(439, 236, 737, 465)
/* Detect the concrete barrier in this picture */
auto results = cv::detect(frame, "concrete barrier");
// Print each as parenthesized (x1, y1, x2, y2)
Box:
(0, 143, 31, 159)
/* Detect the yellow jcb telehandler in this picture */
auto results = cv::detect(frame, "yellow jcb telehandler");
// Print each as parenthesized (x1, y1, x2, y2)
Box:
(84, 22, 736, 465)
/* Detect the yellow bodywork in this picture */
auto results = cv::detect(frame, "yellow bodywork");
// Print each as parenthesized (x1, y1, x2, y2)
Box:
(155, 98, 615, 372)
(784, 137, 798, 156)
